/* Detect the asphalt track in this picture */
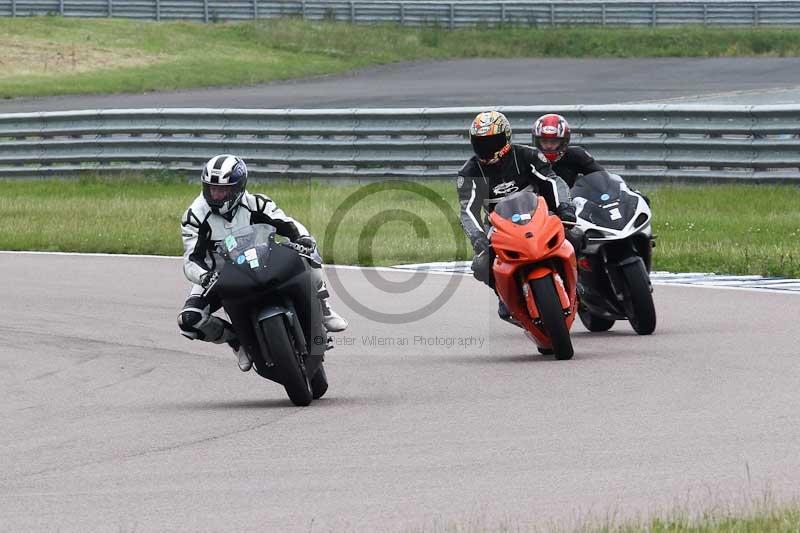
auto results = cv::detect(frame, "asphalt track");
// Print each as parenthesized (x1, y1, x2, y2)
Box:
(2, 252, 799, 532)
(3, 57, 800, 112)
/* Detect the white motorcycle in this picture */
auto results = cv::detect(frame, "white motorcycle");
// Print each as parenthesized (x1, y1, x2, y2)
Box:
(571, 171, 656, 335)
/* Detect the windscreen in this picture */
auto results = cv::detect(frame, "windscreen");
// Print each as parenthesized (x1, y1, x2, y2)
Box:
(572, 172, 637, 231)
(571, 171, 623, 202)
(220, 224, 276, 269)
(493, 191, 539, 224)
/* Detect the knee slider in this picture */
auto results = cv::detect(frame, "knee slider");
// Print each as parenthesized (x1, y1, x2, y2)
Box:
(178, 309, 204, 330)
(178, 309, 207, 340)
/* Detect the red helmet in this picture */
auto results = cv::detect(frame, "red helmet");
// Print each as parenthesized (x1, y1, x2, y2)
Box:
(532, 114, 570, 163)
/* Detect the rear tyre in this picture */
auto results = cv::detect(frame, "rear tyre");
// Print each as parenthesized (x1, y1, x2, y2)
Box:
(621, 260, 657, 335)
(260, 315, 312, 406)
(530, 277, 574, 360)
(310, 365, 329, 400)
(578, 304, 615, 332)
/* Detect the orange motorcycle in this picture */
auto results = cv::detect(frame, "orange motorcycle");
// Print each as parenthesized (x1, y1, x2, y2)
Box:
(489, 191, 578, 360)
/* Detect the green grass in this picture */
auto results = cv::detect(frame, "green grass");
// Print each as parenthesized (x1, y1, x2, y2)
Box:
(1, 177, 799, 278)
(420, 501, 800, 532)
(596, 507, 800, 533)
(586, 505, 800, 533)
(3, 17, 800, 97)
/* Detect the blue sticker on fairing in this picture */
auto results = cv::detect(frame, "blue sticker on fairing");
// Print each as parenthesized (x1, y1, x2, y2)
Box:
(236, 255, 246, 265)
(511, 214, 521, 222)
(601, 193, 610, 201)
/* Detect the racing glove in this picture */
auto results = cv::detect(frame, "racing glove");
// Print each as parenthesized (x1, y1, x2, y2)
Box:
(200, 270, 218, 289)
(294, 235, 317, 253)
(555, 202, 577, 224)
(470, 234, 493, 286)
(472, 234, 491, 256)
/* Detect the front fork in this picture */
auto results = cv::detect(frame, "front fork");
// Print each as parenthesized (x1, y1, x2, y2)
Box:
(522, 266, 572, 322)
(602, 246, 651, 303)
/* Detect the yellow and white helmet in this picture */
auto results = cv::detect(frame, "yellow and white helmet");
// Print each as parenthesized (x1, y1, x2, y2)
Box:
(469, 111, 512, 164)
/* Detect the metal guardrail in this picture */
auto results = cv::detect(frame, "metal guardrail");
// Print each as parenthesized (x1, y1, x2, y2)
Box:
(1, 105, 799, 183)
(1, 0, 800, 27)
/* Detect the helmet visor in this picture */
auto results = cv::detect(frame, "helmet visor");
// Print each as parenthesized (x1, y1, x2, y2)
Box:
(203, 182, 243, 208)
(471, 133, 507, 161)
(539, 138, 563, 151)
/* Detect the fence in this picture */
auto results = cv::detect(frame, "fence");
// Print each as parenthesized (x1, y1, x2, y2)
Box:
(1, 105, 799, 183)
(1, 0, 800, 27)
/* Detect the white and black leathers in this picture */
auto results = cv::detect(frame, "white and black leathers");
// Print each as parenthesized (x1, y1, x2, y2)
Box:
(177, 191, 348, 356)
(181, 191, 309, 285)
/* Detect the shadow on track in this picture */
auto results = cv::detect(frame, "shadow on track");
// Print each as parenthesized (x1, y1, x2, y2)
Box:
(154, 395, 387, 411)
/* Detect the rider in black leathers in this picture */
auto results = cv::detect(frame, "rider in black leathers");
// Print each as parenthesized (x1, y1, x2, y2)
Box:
(533, 113, 650, 204)
(457, 111, 578, 322)
(532, 113, 605, 188)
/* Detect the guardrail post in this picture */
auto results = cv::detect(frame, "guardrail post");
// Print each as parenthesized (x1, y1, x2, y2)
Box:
(449, 2, 455, 30)
(500, 2, 505, 25)
(550, 3, 555, 26)
(753, 4, 759, 26)
(59, 0, 64, 15)
(155, 0, 160, 21)
(601, 3, 606, 26)
(203, 0, 209, 22)
(399, 2, 404, 25)
(301, 0, 306, 19)
(108, 0, 113, 17)
(350, 0, 355, 23)
(703, 3, 708, 26)
(253, 0, 258, 19)
(11, 0, 15, 17)
(651, 3, 657, 27)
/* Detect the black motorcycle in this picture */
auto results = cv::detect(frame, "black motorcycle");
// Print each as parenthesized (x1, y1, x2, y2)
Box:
(571, 171, 656, 335)
(204, 224, 330, 406)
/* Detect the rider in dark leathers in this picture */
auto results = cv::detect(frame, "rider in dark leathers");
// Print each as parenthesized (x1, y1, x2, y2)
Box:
(457, 111, 578, 322)
(533, 113, 650, 204)
(532, 113, 605, 188)
(551, 147, 605, 188)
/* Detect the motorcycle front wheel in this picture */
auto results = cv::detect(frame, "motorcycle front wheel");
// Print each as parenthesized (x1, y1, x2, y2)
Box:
(261, 315, 312, 406)
(621, 260, 657, 335)
(530, 276, 574, 360)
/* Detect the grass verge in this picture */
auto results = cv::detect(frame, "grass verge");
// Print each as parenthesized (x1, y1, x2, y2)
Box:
(595, 506, 800, 532)
(2, 17, 800, 98)
(1, 177, 799, 278)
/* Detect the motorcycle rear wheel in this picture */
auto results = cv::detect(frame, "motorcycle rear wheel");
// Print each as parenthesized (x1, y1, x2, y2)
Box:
(621, 260, 657, 335)
(310, 365, 329, 400)
(531, 276, 574, 360)
(260, 315, 312, 406)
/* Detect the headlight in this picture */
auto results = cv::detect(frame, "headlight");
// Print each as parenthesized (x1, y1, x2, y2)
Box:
(633, 213, 650, 228)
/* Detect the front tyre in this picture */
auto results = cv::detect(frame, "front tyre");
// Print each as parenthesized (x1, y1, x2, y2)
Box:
(621, 260, 657, 335)
(531, 277, 574, 360)
(578, 304, 615, 332)
(260, 315, 312, 406)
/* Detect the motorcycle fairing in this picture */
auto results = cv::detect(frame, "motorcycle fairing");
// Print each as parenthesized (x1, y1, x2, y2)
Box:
(572, 171, 652, 242)
(213, 224, 326, 385)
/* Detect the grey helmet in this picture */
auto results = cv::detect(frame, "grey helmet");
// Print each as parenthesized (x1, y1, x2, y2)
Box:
(201, 154, 248, 218)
